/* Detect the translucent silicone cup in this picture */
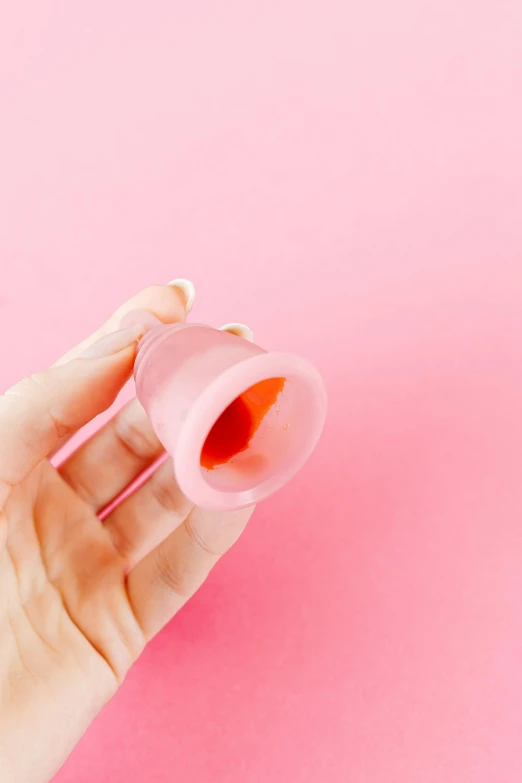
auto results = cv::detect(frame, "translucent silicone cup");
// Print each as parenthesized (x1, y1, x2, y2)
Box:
(134, 323, 327, 510)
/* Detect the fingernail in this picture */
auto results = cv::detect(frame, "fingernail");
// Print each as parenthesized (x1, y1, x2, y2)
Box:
(168, 278, 195, 313)
(81, 324, 146, 359)
(220, 323, 255, 342)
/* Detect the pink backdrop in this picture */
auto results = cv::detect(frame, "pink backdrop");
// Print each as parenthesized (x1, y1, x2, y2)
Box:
(2, 2, 522, 781)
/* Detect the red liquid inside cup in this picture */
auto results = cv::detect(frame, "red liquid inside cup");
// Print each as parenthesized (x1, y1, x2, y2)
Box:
(201, 377, 285, 469)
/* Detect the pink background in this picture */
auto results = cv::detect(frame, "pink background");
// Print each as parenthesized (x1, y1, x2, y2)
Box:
(2, 1, 522, 781)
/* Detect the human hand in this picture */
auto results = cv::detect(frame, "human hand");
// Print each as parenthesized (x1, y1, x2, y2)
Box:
(0, 285, 255, 783)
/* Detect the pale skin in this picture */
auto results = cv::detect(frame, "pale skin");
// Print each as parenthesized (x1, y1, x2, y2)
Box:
(0, 285, 255, 783)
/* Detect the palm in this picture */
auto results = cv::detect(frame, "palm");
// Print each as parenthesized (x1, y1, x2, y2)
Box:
(1, 461, 125, 775)
(4, 458, 132, 699)
(0, 286, 254, 783)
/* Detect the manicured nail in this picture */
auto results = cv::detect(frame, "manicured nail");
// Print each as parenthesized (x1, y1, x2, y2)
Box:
(168, 278, 195, 313)
(220, 323, 255, 342)
(81, 324, 146, 359)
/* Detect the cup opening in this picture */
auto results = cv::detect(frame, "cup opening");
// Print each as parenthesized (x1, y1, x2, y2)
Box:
(198, 371, 319, 495)
(174, 351, 327, 510)
(200, 377, 286, 471)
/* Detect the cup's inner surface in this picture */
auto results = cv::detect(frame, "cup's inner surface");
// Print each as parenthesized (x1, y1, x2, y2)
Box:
(198, 371, 320, 495)
(201, 377, 286, 470)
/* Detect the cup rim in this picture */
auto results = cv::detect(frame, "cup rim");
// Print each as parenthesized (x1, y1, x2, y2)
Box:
(174, 351, 328, 510)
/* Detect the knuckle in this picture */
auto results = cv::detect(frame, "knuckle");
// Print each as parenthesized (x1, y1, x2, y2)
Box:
(150, 471, 184, 516)
(154, 543, 189, 596)
(183, 515, 221, 557)
(5, 373, 71, 439)
(113, 409, 161, 461)
(28, 374, 72, 439)
(5, 374, 41, 399)
(62, 467, 99, 506)
(110, 524, 136, 560)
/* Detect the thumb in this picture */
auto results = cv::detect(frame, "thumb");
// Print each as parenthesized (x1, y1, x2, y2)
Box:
(0, 324, 146, 507)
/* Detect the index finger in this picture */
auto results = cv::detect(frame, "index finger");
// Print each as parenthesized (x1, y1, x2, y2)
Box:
(47, 281, 194, 458)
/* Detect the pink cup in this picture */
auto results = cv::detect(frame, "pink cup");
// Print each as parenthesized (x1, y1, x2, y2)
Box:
(133, 322, 327, 510)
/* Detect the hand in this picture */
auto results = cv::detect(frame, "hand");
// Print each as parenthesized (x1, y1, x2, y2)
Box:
(0, 285, 255, 783)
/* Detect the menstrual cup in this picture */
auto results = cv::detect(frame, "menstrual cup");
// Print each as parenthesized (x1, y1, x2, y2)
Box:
(132, 320, 327, 510)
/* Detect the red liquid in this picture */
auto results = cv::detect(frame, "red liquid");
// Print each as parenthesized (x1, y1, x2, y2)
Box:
(200, 377, 286, 470)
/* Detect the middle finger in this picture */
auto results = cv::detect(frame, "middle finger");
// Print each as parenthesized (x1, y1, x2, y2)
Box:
(102, 458, 192, 564)
(59, 396, 164, 512)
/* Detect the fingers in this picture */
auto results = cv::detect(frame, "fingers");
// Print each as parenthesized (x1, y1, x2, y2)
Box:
(126, 504, 255, 640)
(0, 325, 145, 506)
(54, 282, 192, 367)
(219, 323, 255, 341)
(49, 282, 192, 458)
(58, 322, 255, 513)
(59, 398, 164, 512)
(103, 458, 193, 564)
